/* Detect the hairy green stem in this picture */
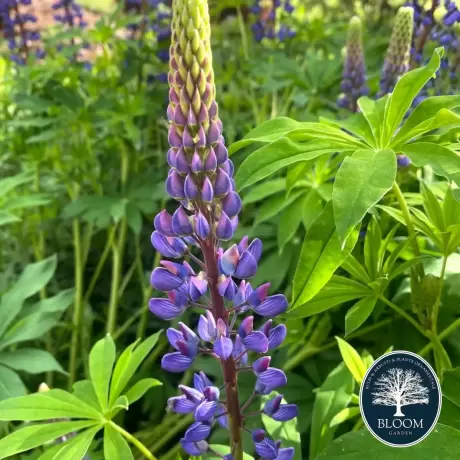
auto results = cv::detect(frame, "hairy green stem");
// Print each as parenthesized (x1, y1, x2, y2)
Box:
(109, 421, 157, 460)
(431, 254, 448, 333)
(69, 219, 84, 389)
(106, 218, 128, 335)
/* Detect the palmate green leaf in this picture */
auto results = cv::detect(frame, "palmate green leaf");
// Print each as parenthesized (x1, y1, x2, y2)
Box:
(333, 149, 396, 245)
(104, 424, 134, 460)
(401, 142, 460, 194)
(0, 211, 20, 226)
(0, 255, 57, 337)
(229, 117, 304, 154)
(0, 389, 101, 420)
(317, 425, 460, 459)
(0, 420, 97, 459)
(0, 365, 27, 401)
(109, 331, 161, 406)
(356, 96, 389, 148)
(124, 378, 162, 405)
(392, 94, 460, 147)
(288, 275, 372, 319)
(309, 363, 354, 460)
(89, 334, 116, 412)
(0, 349, 66, 375)
(5, 194, 52, 211)
(335, 337, 366, 384)
(345, 296, 379, 336)
(292, 202, 359, 310)
(235, 136, 341, 191)
(261, 393, 301, 460)
(382, 48, 443, 146)
(337, 108, 377, 148)
(242, 178, 286, 205)
(72, 380, 100, 410)
(302, 189, 325, 231)
(0, 171, 34, 198)
(38, 425, 102, 460)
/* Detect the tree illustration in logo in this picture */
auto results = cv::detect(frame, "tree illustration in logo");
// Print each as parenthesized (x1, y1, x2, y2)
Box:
(371, 368, 429, 417)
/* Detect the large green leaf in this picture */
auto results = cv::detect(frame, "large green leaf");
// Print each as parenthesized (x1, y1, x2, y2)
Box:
(0, 420, 97, 459)
(104, 424, 134, 460)
(229, 117, 304, 154)
(382, 48, 443, 145)
(0, 389, 101, 420)
(0, 255, 57, 336)
(89, 334, 116, 412)
(38, 425, 102, 460)
(333, 149, 396, 245)
(288, 275, 372, 319)
(0, 365, 27, 401)
(443, 366, 460, 408)
(242, 178, 286, 205)
(124, 378, 162, 405)
(317, 424, 460, 459)
(0, 349, 66, 375)
(401, 142, 460, 189)
(109, 331, 161, 406)
(261, 393, 301, 460)
(292, 202, 359, 310)
(393, 94, 460, 147)
(277, 196, 305, 250)
(356, 97, 388, 148)
(345, 295, 379, 336)
(309, 363, 354, 459)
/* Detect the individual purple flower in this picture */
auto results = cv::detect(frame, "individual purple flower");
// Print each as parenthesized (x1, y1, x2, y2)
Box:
(250, 0, 295, 42)
(148, 1, 296, 457)
(263, 395, 298, 422)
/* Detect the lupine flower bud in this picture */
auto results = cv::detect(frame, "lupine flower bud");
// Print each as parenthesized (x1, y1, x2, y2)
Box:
(337, 16, 369, 112)
(149, 1, 296, 457)
(378, 6, 414, 96)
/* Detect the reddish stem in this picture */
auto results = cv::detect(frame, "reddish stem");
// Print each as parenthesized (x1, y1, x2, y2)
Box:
(202, 238, 243, 460)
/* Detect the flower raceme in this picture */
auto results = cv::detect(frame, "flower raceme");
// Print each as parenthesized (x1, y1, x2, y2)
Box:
(148, 0, 297, 458)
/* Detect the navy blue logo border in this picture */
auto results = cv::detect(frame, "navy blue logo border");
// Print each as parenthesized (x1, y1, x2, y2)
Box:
(359, 350, 442, 448)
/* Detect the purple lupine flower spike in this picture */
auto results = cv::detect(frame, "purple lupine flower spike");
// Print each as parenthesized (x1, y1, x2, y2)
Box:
(337, 16, 369, 112)
(149, 0, 296, 458)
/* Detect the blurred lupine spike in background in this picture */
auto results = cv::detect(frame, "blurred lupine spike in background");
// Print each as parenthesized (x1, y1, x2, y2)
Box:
(337, 15, 369, 112)
(378, 5, 414, 96)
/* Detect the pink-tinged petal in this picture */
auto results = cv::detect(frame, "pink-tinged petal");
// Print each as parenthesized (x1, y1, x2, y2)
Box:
(204, 148, 217, 172)
(243, 331, 269, 353)
(237, 236, 249, 253)
(233, 335, 247, 366)
(238, 316, 254, 338)
(166, 327, 184, 349)
(161, 352, 193, 372)
(150, 267, 184, 291)
(179, 384, 203, 404)
(190, 151, 204, 173)
(254, 294, 288, 317)
(234, 251, 257, 279)
(173, 105, 187, 125)
(263, 395, 283, 416)
(207, 120, 221, 144)
(252, 356, 271, 374)
(151, 232, 188, 259)
(218, 275, 237, 300)
(154, 210, 175, 236)
(194, 372, 212, 392)
(198, 314, 212, 342)
(182, 126, 195, 149)
(220, 245, 240, 276)
(167, 290, 189, 308)
(214, 336, 233, 360)
(251, 429, 266, 443)
(168, 126, 182, 148)
(203, 386, 219, 401)
(167, 148, 177, 168)
(247, 283, 271, 307)
(149, 298, 185, 320)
